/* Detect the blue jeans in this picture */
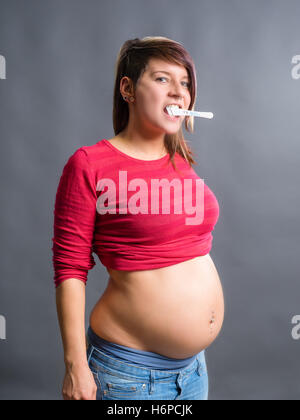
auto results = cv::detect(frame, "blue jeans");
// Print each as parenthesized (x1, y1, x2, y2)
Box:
(86, 342, 209, 400)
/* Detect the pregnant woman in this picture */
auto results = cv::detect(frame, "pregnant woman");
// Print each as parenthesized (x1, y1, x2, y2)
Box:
(52, 36, 225, 400)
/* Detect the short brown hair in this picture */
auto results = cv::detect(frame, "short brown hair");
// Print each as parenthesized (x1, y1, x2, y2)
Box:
(113, 36, 198, 172)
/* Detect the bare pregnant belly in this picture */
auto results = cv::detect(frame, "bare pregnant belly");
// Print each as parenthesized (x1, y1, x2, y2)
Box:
(89, 254, 225, 359)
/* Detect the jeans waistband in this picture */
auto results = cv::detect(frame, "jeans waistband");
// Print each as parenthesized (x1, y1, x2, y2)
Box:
(87, 325, 201, 371)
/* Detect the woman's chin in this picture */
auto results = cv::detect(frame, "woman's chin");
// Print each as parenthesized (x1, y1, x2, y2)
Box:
(164, 126, 181, 135)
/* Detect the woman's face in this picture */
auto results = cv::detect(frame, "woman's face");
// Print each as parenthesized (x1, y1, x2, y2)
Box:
(124, 57, 192, 135)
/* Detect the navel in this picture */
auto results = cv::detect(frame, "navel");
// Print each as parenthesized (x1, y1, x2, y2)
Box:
(209, 310, 216, 334)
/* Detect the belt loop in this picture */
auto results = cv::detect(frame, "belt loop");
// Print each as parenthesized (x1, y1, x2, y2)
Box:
(149, 370, 155, 394)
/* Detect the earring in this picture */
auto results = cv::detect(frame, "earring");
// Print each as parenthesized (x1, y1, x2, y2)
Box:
(123, 96, 134, 103)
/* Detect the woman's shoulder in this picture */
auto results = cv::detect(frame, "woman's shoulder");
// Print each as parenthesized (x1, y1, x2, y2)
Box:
(62, 139, 108, 173)
(72, 139, 108, 162)
(79, 138, 107, 155)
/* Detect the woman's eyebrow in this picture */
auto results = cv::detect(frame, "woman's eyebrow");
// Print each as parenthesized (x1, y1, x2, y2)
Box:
(151, 70, 189, 80)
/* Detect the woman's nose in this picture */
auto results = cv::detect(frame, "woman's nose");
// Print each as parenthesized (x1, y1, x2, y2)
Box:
(169, 81, 185, 98)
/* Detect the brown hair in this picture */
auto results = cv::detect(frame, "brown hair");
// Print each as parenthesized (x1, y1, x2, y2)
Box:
(112, 36, 198, 172)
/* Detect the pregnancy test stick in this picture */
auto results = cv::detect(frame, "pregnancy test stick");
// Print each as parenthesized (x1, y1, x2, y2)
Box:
(167, 107, 214, 119)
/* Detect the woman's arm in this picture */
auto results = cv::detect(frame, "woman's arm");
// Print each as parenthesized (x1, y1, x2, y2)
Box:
(56, 278, 97, 400)
(52, 148, 98, 399)
(56, 278, 88, 368)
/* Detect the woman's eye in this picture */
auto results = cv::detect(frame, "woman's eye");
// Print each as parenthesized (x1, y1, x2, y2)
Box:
(156, 77, 168, 82)
(156, 77, 190, 88)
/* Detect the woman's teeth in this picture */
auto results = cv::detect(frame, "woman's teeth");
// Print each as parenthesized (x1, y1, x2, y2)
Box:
(165, 105, 180, 116)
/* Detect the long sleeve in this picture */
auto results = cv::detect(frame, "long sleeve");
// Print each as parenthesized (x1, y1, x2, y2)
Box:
(52, 148, 97, 288)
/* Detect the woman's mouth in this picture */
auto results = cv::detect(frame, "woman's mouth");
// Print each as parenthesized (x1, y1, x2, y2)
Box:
(163, 106, 180, 121)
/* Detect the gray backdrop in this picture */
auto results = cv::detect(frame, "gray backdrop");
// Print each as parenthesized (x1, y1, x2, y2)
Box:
(0, 0, 299, 400)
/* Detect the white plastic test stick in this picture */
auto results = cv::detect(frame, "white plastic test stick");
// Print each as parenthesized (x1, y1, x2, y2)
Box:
(168, 108, 214, 119)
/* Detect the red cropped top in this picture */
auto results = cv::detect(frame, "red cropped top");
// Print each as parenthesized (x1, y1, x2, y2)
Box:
(52, 139, 220, 288)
